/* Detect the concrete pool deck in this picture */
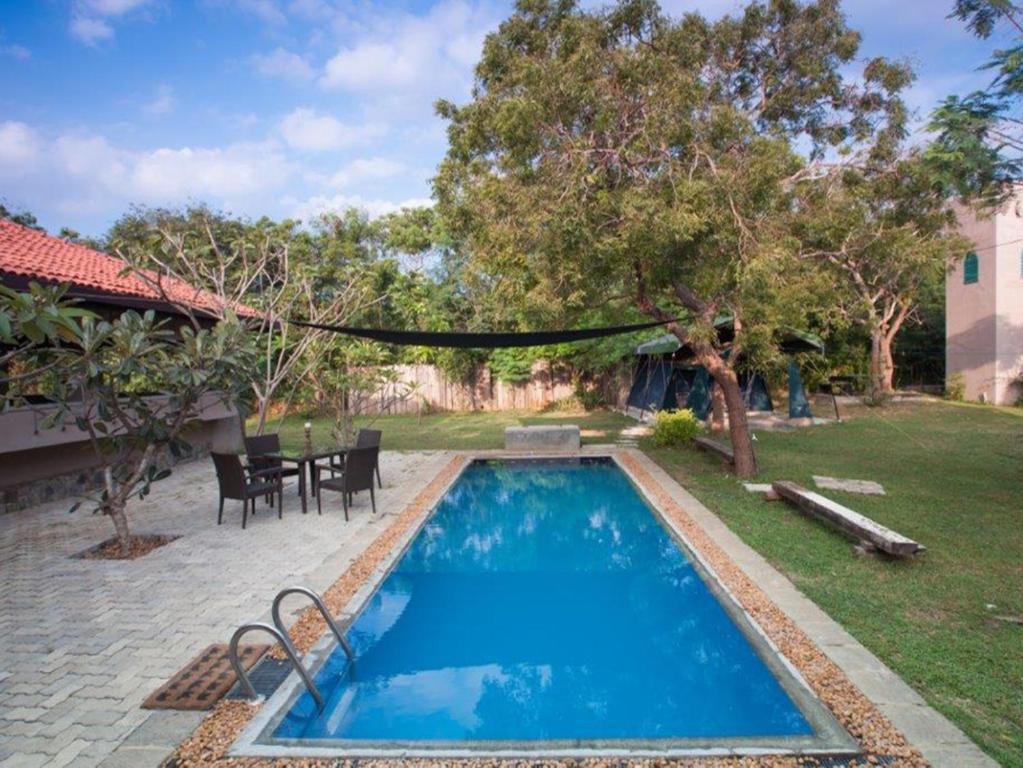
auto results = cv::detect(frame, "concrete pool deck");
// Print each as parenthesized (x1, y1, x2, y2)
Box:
(0, 447, 995, 767)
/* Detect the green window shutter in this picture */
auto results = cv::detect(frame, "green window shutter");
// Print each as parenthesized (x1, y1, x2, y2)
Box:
(964, 252, 979, 284)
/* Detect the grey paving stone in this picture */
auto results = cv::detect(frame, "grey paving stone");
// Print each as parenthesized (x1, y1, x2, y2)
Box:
(97, 746, 171, 768)
(120, 711, 205, 748)
(0, 451, 452, 767)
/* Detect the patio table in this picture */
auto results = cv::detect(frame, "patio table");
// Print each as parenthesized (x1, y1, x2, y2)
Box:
(270, 447, 349, 515)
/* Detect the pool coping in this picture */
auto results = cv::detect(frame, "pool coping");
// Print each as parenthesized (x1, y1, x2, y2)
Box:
(183, 446, 994, 767)
(232, 451, 851, 760)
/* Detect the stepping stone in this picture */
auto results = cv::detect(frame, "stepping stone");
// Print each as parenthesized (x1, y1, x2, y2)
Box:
(813, 475, 886, 496)
(743, 483, 774, 493)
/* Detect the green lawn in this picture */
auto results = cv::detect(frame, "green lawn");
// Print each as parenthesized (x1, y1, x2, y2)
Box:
(642, 400, 1022, 767)
(254, 402, 1021, 765)
(256, 408, 634, 452)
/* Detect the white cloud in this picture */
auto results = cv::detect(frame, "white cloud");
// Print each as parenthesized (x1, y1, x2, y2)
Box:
(279, 107, 384, 151)
(1, 44, 31, 60)
(322, 42, 420, 92)
(288, 193, 433, 222)
(70, 16, 114, 45)
(53, 134, 126, 179)
(330, 157, 405, 186)
(0, 123, 294, 222)
(142, 84, 176, 116)
(252, 47, 315, 81)
(234, 0, 286, 26)
(129, 142, 292, 200)
(70, 0, 153, 45)
(0, 122, 42, 170)
(320, 0, 499, 99)
(82, 0, 152, 14)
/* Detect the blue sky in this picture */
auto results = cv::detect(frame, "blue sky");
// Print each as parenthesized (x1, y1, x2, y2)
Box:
(0, 0, 1006, 236)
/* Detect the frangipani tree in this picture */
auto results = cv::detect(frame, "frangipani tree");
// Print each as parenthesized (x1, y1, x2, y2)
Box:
(435, 0, 909, 475)
(110, 207, 378, 435)
(1, 284, 258, 555)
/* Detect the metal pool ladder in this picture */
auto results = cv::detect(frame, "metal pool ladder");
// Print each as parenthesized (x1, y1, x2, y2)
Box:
(228, 585, 355, 711)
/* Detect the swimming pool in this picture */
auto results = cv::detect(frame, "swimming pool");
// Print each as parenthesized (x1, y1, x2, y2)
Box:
(240, 457, 857, 757)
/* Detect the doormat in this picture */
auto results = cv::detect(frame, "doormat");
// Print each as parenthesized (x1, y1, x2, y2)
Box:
(142, 643, 269, 710)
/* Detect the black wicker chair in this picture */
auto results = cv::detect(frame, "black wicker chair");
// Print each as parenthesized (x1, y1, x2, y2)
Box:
(244, 434, 301, 485)
(211, 452, 283, 529)
(315, 446, 378, 520)
(355, 429, 383, 488)
(327, 428, 383, 488)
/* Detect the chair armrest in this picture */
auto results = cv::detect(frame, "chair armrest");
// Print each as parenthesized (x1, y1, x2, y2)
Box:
(247, 466, 283, 479)
(313, 462, 341, 478)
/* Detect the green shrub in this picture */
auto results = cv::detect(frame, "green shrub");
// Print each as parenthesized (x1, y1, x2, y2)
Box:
(651, 409, 701, 446)
(574, 386, 605, 411)
(945, 373, 965, 402)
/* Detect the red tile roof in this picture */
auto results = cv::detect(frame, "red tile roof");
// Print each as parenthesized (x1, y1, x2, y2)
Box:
(0, 219, 256, 317)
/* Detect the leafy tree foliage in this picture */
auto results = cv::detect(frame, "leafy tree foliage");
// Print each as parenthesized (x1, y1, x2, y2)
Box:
(435, 0, 910, 475)
(796, 154, 969, 399)
(0, 284, 257, 554)
(927, 0, 1023, 202)
(0, 203, 44, 231)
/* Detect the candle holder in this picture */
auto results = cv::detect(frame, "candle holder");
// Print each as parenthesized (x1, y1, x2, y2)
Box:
(303, 421, 312, 452)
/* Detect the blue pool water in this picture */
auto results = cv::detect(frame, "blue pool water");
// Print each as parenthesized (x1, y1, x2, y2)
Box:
(273, 458, 813, 743)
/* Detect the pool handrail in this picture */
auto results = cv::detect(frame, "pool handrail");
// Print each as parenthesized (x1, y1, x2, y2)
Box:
(228, 622, 324, 710)
(271, 586, 355, 662)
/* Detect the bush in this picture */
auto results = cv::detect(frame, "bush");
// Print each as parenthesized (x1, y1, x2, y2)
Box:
(945, 373, 965, 402)
(574, 385, 605, 411)
(651, 409, 701, 446)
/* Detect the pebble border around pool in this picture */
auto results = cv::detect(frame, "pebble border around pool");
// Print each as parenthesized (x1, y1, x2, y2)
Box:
(166, 448, 988, 767)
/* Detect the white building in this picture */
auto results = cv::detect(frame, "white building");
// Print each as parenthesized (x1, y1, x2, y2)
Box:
(947, 199, 1023, 404)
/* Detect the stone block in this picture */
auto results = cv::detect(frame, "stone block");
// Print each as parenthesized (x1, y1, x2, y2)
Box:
(504, 425, 581, 452)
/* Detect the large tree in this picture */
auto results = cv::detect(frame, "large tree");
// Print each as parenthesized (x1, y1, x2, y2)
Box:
(435, 0, 908, 476)
(796, 154, 969, 399)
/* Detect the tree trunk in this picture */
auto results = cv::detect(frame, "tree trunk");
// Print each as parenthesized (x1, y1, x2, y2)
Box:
(254, 395, 270, 435)
(710, 384, 726, 432)
(703, 356, 758, 477)
(634, 282, 756, 476)
(106, 500, 131, 554)
(869, 329, 895, 401)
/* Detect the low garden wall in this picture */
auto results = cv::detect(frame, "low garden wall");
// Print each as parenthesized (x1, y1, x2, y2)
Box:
(0, 394, 243, 513)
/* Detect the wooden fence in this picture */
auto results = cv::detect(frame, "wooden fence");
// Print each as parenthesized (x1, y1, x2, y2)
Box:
(354, 361, 632, 415)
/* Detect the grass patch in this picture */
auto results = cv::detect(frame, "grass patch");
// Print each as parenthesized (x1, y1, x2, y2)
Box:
(251, 408, 633, 452)
(642, 400, 1022, 767)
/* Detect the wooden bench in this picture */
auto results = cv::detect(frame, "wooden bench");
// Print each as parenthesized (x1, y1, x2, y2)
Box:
(693, 436, 735, 466)
(771, 481, 925, 556)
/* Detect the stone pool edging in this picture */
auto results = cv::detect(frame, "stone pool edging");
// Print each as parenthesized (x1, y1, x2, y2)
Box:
(166, 447, 979, 767)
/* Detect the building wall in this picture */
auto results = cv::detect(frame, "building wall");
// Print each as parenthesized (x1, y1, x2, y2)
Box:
(0, 395, 244, 513)
(947, 209, 998, 401)
(994, 206, 1023, 404)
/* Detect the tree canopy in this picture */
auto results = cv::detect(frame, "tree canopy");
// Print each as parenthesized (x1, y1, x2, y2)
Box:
(434, 0, 916, 474)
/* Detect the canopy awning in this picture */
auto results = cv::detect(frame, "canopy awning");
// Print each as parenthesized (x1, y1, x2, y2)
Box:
(635, 321, 824, 357)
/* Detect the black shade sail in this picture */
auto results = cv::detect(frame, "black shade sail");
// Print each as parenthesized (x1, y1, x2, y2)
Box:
(291, 317, 679, 348)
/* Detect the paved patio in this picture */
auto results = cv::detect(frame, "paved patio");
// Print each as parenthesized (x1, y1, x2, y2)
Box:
(0, 450, 454, 768)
